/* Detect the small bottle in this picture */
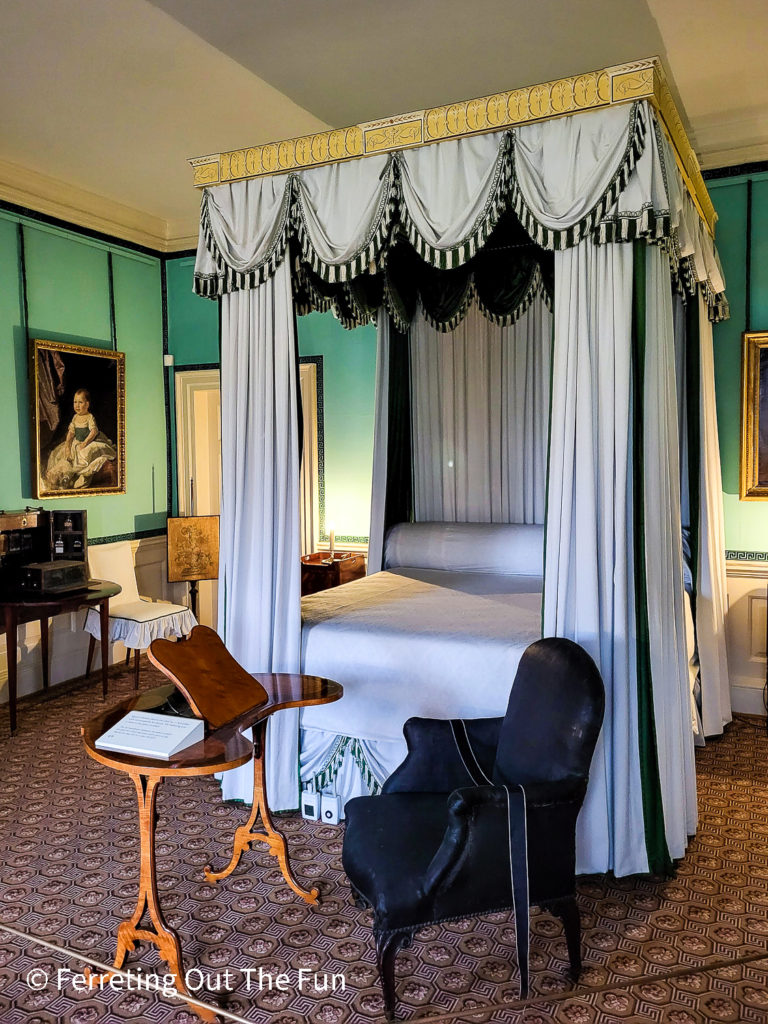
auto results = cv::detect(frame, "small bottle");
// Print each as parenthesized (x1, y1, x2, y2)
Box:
(63, 515, 73, 531)
(54, 537, 64, 555)
(73, 538, 83, 553)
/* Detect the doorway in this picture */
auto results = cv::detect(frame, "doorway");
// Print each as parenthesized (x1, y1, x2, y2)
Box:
(175, 369, 221, 629)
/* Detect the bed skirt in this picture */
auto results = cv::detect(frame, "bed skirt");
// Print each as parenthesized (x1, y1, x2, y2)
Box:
(299, 726, 407, 807)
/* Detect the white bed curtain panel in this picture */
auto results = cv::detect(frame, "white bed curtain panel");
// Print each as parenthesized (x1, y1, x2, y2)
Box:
(544, 240, 646, 876)
(643, 245, 698, 857)
(367, 312, 392, 574)
(411, 297, 552, 523)
(217, 260, 302, 810)
(696, 295, 731, 736)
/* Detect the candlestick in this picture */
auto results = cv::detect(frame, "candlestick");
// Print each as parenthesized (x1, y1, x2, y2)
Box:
(329, 527, 335, 558)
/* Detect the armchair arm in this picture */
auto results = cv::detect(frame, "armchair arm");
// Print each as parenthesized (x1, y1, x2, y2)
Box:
(422, 777, 587, 903)
(382, 716, 502, 794)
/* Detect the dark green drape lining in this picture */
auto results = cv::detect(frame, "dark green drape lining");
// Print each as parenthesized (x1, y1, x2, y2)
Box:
(632, 241, 674, 877)
(383, 318, 414, 535)
(293, 213, 554, 332)
(685, 297, 701, 619)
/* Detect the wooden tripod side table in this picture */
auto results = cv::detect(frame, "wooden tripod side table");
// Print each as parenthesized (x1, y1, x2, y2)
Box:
(147, 626, 343, 904)
(81, 684, 253, 1017)
(202, 672, 343, 900)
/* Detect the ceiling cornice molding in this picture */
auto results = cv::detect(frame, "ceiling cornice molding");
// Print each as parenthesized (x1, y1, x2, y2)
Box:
(190, 55, 716, 236)
(0, 158, 197, 253)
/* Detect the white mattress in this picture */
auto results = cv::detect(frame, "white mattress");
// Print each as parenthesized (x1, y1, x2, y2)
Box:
(300, 567, 543, 743)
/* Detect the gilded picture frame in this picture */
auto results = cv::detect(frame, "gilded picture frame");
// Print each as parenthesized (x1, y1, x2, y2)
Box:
(740, 330, 768, 499)
(30, 338, 126, 498)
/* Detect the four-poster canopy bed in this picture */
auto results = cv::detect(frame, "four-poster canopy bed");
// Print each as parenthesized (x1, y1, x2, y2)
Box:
(190, 57, 731, 877)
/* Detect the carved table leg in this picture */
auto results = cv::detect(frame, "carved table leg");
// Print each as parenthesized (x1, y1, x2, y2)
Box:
(99, 597, 110, 699)
(40, 615, 49, 691)
(205, 720, 319, 904)
(4, 606, 17, 734)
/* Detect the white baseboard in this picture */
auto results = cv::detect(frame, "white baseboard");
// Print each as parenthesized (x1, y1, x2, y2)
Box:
(730, 683, 767, 717)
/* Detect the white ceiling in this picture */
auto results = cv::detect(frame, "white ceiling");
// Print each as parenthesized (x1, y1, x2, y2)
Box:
(0, 0, 765, 250)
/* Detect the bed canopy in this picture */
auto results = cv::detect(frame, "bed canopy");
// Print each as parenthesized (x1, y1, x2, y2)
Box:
(191, 57, 730, 877)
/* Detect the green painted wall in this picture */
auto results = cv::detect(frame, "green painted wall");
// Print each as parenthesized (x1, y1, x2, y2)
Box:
(166, 256, 219, 366)
(711, 171, 768, 553)
(0, 212, 167, 539)
(298, 312, 377, 542)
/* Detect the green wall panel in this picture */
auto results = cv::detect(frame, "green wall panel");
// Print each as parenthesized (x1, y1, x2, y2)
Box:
(711, 172, 768, 553)
(166, 256, 219, 365)
(298, 312, 376, 541)
(0, 213, 167, 539)
(24, 226, 112, 347)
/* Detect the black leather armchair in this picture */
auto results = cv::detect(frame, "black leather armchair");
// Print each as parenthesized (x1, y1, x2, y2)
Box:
(342, 637, 605, 1019)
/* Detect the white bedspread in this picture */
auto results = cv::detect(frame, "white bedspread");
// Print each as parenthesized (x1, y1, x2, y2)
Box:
(300, 567, 543, 744)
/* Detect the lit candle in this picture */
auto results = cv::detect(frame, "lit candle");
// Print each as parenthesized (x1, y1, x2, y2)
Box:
(329, 527, 335, 559)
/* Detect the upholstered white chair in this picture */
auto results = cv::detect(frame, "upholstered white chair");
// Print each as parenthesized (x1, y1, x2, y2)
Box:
(84, 541, 197, 689)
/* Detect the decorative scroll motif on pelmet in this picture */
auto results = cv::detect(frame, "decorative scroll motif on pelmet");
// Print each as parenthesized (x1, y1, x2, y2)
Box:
(194, 100, 728, 326)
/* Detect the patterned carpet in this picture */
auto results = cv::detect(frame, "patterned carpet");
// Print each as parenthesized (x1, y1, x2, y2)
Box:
(1, 661, 767, 1024)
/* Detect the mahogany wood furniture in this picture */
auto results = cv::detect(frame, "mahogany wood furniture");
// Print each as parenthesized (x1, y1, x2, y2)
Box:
(301, 551, 365, 596)
(148, 625, 343, 902)
(1, 581, 121, 734)
(81, 684, 253, 1018)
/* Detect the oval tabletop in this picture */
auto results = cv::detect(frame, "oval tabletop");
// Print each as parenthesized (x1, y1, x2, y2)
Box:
(81, 684, 253, 778)
(1, 580, 122, 611)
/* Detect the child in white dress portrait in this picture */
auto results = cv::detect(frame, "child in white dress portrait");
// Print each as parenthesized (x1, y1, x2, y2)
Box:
(44, 388, 117, 490)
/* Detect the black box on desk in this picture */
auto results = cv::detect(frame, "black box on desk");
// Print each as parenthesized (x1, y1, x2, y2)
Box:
(16, 560, 88, 594)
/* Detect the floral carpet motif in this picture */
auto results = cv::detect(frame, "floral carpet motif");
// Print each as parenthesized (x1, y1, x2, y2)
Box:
(0, 661, 767, 1023)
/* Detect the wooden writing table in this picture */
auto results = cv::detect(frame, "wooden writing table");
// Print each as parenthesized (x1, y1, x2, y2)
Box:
(82, 626, 342, 1013)
(2, 580, 120, 733)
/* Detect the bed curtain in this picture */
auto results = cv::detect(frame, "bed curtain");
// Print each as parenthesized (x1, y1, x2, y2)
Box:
(195, 97, 731, 873)
(410, 297, 552, 524)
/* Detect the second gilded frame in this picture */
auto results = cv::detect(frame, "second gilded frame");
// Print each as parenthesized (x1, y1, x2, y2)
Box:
(30, 338, 126, 498)
(740, 330, 768, 499)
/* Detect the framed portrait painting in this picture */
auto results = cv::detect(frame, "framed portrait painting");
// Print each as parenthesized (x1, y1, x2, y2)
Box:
(740, 330, 768, 499)
(30, 339, 126, 498)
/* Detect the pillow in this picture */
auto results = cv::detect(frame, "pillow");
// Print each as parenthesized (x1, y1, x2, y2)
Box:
(384, 522, 544, 577)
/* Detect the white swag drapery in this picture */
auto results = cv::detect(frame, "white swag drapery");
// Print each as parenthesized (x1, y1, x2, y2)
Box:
(196, 98, 730, 873)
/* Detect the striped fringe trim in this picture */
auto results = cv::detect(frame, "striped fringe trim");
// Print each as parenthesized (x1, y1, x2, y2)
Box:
(594, 206, 671, 244)
(397, 133, 514, 271)
(509, 100, 646, 251)
(474, 262, 548, 328)
(310, 736, 350, 792)
(381, 266, 413, 335)
(308, 736, 382, 795)
(668, 247, 730, 323)
(420, 282, 476, 333)
(291, 159, 399, 283)
(349, 740, 382, 795)
(193, 186, 293, 298)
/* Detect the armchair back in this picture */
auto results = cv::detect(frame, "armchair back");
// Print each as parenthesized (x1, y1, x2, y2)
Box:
(493, 637, 604, 786)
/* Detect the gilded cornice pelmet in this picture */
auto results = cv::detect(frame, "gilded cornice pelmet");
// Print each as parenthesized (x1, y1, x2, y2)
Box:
(190, 57, 716, 236)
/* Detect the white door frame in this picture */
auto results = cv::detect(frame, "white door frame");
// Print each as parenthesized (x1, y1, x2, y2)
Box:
(175, 369, 221, 516)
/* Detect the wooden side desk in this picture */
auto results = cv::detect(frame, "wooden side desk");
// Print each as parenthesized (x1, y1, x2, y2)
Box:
(82, 633, 342, 1011)
(1, 581, 121, 734)
(301, 551, 365, 596)
(82, 685, 253, 1019)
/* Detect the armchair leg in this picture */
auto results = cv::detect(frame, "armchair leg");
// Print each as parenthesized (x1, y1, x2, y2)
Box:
(86, 635, 96, 676)
(375, 929, 411, 1022)
(133, 648, 141, 690)
(548, 896, 582, 982)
